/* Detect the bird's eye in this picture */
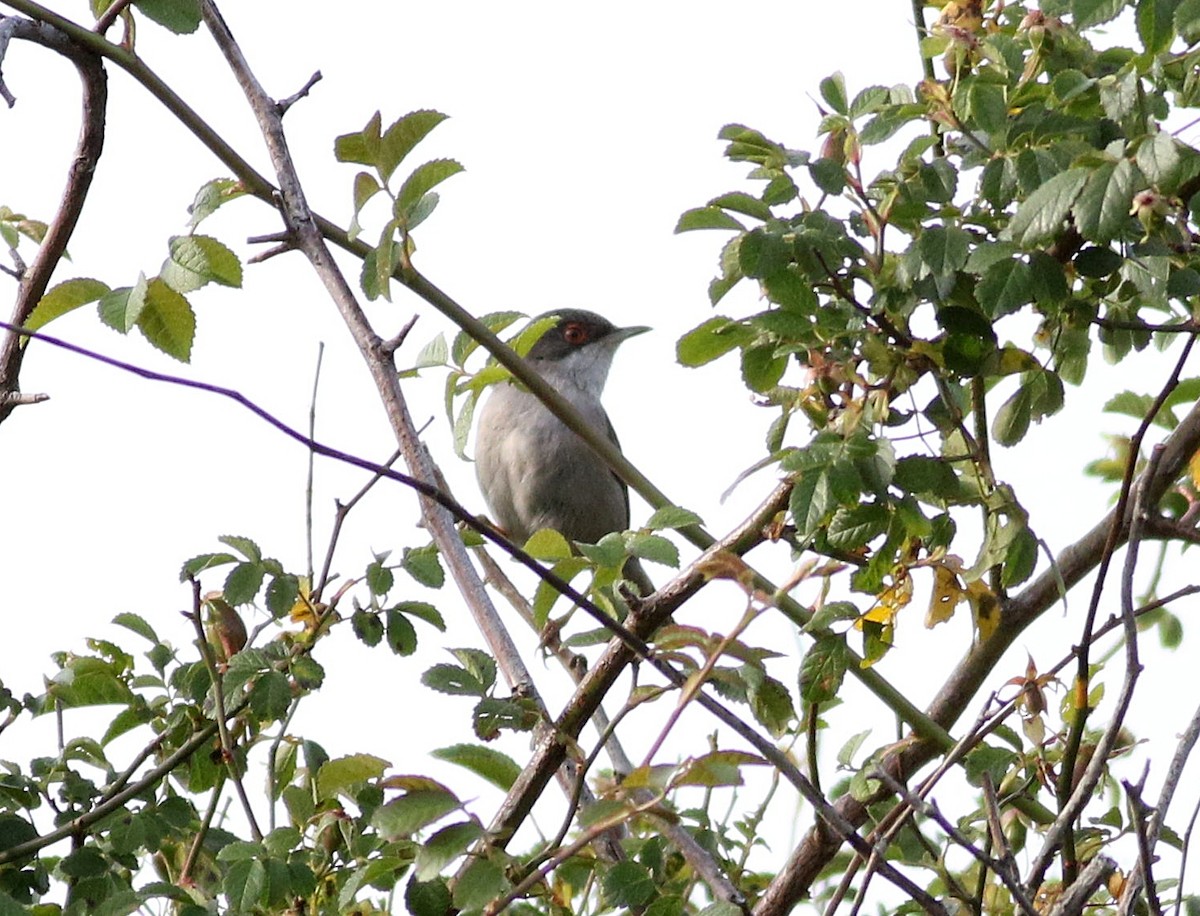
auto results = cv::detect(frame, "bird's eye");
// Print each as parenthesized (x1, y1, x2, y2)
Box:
(562, 322, 589, 345)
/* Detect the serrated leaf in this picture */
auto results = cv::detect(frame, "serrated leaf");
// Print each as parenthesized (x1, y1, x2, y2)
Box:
(431, 744, 520, 791)
(826, 504, 890, 550)
(224, 562, 264, 606)
(25, 278, 110, 333)
(378, 110, 449, 183)
(386, 609, 417, 656)
(675, 207, 746, 233)
(1073, 159, 1139, 243)
(421, 663, 486, 697)
(188, 177, 246, 228)
(799, 635, 848, 703)
(414, 820, 483, 881)
(644, 506, 704, 530)
(1138, 0, 1180, 54)
(316, 754, 390, 801)
(136, 278, 195, 362)
(628, 533, 679, 568)
(160, 235, 243, 293)
(396, 159, 464, 222)
(917, 226, 971, 277)
(676, 317, 751, 366)
(523, 528, 573, 560)
(1005, 167, 1090, 246)
(352, 610, 384, 647)
(112, 612, 159, 644)
(373, 789, 459, 839)
(820, 72, 849, 114)
(1074, 0, 1126, 28)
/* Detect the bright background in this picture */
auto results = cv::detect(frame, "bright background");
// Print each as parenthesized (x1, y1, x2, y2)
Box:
(2, 0, 1197, 897)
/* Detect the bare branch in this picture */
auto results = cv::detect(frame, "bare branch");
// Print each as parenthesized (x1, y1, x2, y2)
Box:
(0, 14, 106, 424)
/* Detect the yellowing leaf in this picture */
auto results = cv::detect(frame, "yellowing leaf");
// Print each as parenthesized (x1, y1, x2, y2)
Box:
(966, 579, 1000, 640)
(1189, 449, 1200, 489)
(926, 564, 965, 628)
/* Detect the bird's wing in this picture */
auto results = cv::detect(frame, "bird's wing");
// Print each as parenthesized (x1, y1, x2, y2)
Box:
(602, 409, 631, 529)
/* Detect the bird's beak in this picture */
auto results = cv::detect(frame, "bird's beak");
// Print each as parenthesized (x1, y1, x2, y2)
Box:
(612, 324, 651, 344)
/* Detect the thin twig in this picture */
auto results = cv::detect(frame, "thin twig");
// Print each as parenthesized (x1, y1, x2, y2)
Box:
(276, 69, 321, 114)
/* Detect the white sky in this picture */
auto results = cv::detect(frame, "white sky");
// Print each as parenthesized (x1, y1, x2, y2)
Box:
(3, 0, 1198, 903)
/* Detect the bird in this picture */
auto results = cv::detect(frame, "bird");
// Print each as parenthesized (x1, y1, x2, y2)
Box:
(475, 309, 654, 596)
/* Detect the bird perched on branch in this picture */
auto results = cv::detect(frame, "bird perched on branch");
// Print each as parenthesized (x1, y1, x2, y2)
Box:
(475, 309, 653, 596)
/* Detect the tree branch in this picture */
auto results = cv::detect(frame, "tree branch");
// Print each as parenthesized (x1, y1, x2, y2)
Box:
(0, 13, 105, 423)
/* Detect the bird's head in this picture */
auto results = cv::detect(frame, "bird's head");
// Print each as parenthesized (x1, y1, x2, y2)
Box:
(526, 309, 650, 393)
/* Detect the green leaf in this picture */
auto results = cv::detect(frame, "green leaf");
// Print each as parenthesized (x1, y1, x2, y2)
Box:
(367, 560, 394, 595)
(224, 859, 267, 912)
(628, 533, 679, 568)
(675, 207, 745, 232)
(1073, 159, 1139, 243)
(352, 610, 384, 647)
(136, 278, 196, 362)
(48, 657, 135, 708)
(431, 744, 521, 791)
(799, 635, 849, 703)
(316, 754, 389, 801)
(188, 177, 246, 228)
(374, 790, 460, 839)
(819, 72, 849, 114)
(378, 110, 449, 183)
(406, 878, 453, 916)
(421, 663, 487, 697)
(1005, 167, 1090, 246)
(401, 546, 444, 588)
(224, 562, 264, 606)
(180, 551, 237, 580)
(414, 820, 483, 880)
(386, 609, 417, 656)
(1176, 0, 1200, 42)
(709, 191, 774, 220)
(25, 278, 110, 333)
(790, 470, 835, 542)
(645, 506, 705, 529)
(159, 235, 243, 293)
(112, 612, 159, 644)
(394, 600, 447, 631)
(250, 671, 292, 722)
(523, 528, 573, 560)
(603, 861, 657, 909)
(893, 456, 958, 498)
(396, 159, 464, 222)
(826, 503, 890, 550)
(1138, 0, 1181, 54)
(676, 317, 751, 366)
(334, 111, 382, 166)
(134, 0, 201, 33)
(219, 534, 262, 562)
(1073, 0, 1126, 28)
(747, 673, 795, 737)
(976, 258, 1033, 318)
(993, 383, 1033, 446)
(741, 343, 787, 392)
(917, 226, 971, 277)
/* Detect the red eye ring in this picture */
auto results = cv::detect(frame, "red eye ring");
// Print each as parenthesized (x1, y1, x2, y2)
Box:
(562, 322, 589, 345)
